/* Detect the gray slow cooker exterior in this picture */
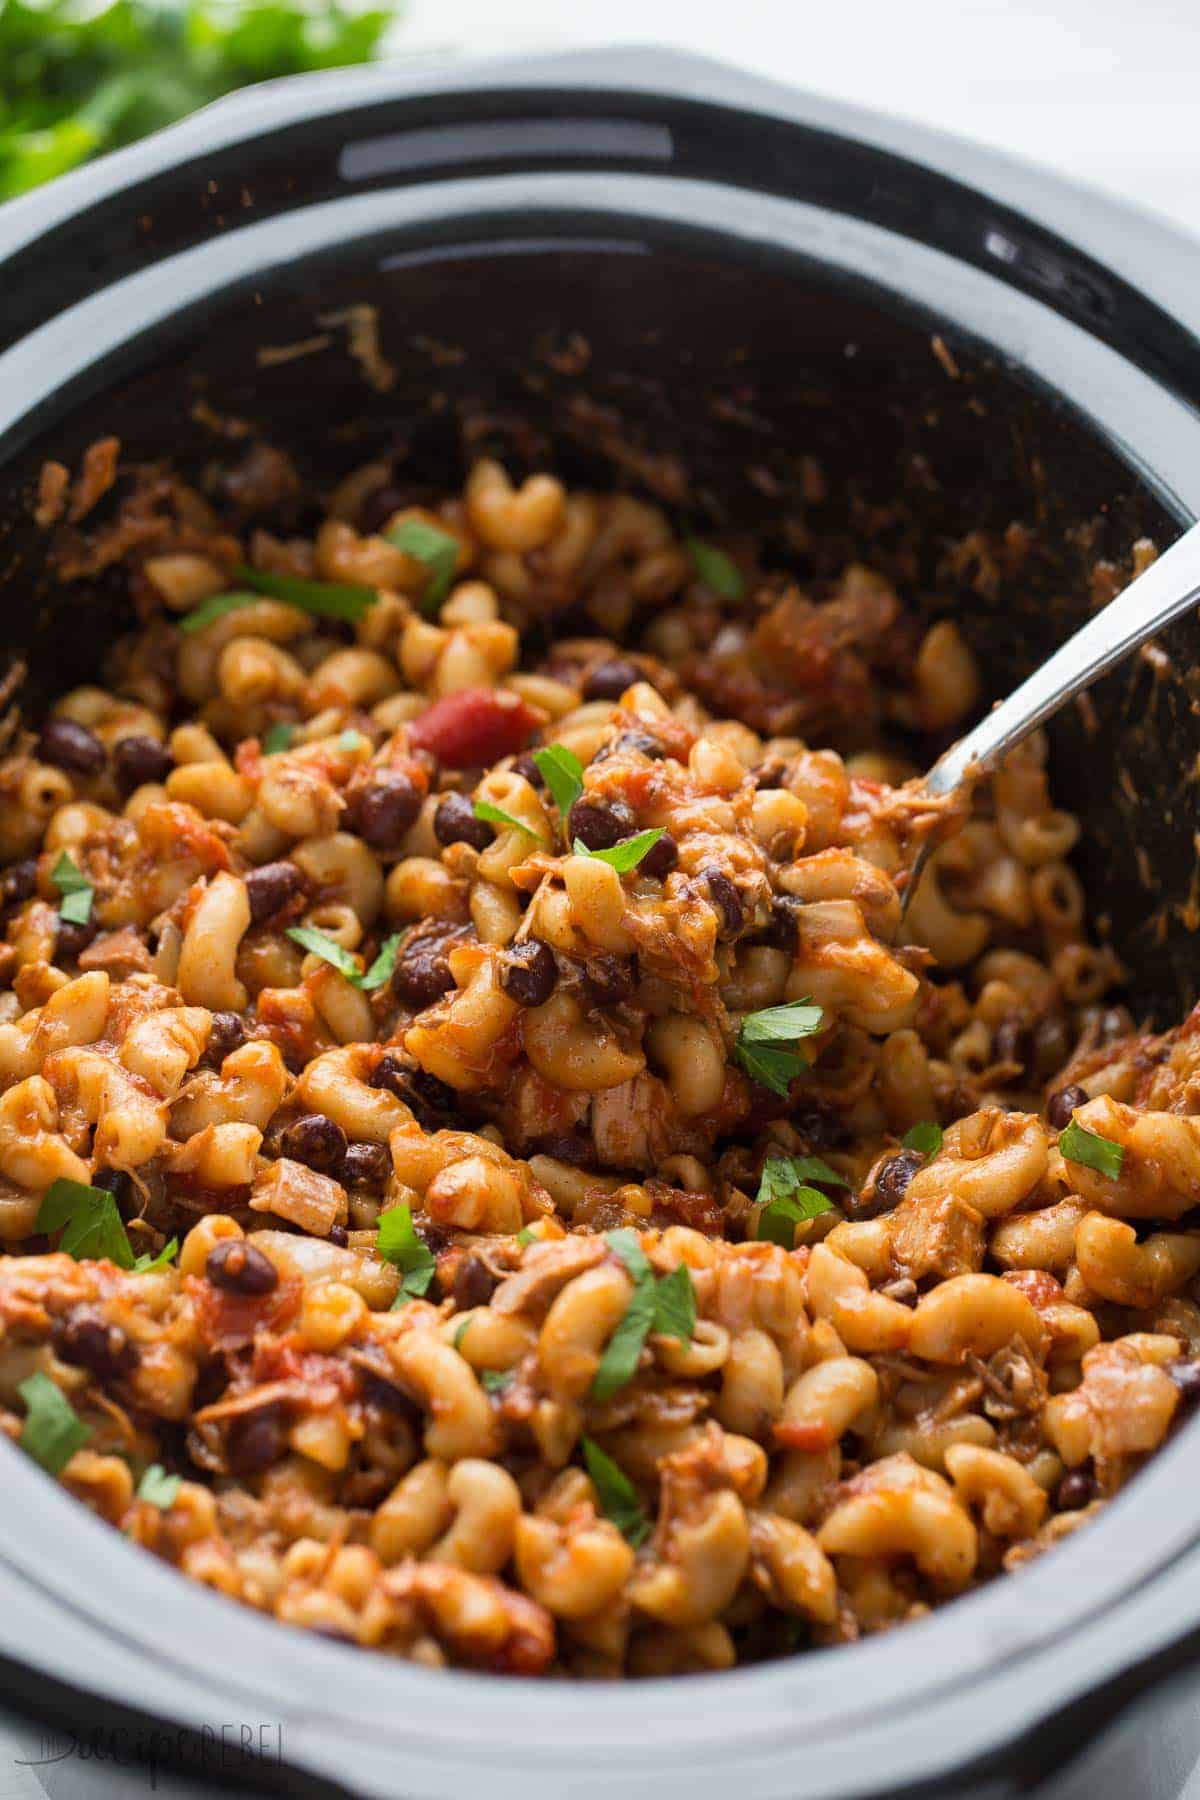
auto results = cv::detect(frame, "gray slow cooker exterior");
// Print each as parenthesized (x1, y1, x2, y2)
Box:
(1, 47, 1200, 1799)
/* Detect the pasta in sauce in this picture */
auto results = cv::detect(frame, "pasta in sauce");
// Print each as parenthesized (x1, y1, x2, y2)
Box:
(0, 440, 1190, 1677)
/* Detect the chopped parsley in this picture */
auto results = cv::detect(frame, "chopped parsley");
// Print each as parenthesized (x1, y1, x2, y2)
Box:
(582, 1436, 649, 1547)
(18, 1371, 89, 1475)
(288, 924, 401, 993)
(361, 932, 403, 993)
(480, 1369, 513, 1396)
(1059, 1118, 1124, 1180)
(138, 1463, 181, 1509)
(178, 591, 258, 633)
(754, 1154, 846, 1245)
(233, 563, 377, 621)
(735, 999, 824, 1098)
(386, 518, 459, 613)
(592, 1230, 695, 1400)
(378, 1204, 436, 1300)
(37, 1177, 134, 1269)
(50, 850, 93, 926)
(532, 744, 584, 819)
(515, 1226, 536, 1247)
(573, 827, 663, 873)
(133, 1236, 178, 1274)
(902, 1121, 944, 1158)
(474, 798, 535, 836)
(262, 721, 296, 755)
(687, 538, 745, 600)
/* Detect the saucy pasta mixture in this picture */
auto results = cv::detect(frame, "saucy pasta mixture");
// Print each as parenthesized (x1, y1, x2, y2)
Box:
(0, 440, 1192, 1677)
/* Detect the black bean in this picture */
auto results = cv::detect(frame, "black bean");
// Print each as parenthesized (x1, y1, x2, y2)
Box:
(339, 1141, 391, 1188)
(39, 717, 106, 775)
(1055, 1468, 1096, 1511)
(113, 734, 173, 790)
(227, 1407, 286, 1475)
(751, 759, 788, 790)
(359, 481, 408, 536)
(852, 1149, 923, 1219)
(512, 753, 545, 790)
(499, 940, 557, 1008)
(391, 932, 458, 1009)
(1168, 1358, 1200, 1404)
(281, 1113, 348, 1173)
(794, 1106, 850, 1151)
(433, 791, 493, 851)
(56, 916, 99, 959)
(567, 795, 635, 852)
(359, 1367, 417, 1415)
(369, 1053, 412, 1099)
(245, 860, 308, 924)
(640, 831, 678, 881)
(756, 897, 800, 951)
(583, 659, 640, 702)
(1032, 1014, 1071, 1081)
(354, 771, 422, 852)
(56, 1313, 139, 1378)
(702, 867, 743, 940)
(594, 729, 666, 764)
(328, 1224, 349, 1247)
(205, 1239, 279, 1296)
(993, 1017, 1032, 1069)
(453, 1254, 499, 1311)
(1047, 1083, 1089, 1131)
(585, 954, 636, 1007)
(0, 859, 37, 910)
(206, 1011, 246, 1064)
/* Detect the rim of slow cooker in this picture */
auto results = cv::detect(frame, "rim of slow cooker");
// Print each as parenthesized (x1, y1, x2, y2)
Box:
(1, 47, 1200, 1800)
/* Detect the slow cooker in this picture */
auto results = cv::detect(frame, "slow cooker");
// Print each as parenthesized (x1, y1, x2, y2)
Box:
(1, 46, 1200, 1800)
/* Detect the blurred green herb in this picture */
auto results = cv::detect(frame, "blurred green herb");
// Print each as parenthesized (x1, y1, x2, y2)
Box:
(0, 0, 399, 201)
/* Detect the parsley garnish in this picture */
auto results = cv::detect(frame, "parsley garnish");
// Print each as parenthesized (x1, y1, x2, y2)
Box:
(386, 518, 459, 613)
(474, 798, 535, 836)
(480, 1369, 513, 1396)
(592, 1231, 695, 1400)
(51, 850, 93, 926)
(138, 1464, 181, 1509)
(234, 563, 377, 621)
(37, 1177, 134, 1268)
(262, 721, 296, 755)
(902, 1121, 943, 1157)
(452, 1317, 472, 1350)
(734, 1000, 824, 1098)
(178, 591, 258, 633)
(532, 744, 584, 820)
(1059, 1118, 1124, 1180)
(361, 932, 403, 993)
(133, 1236, 178, 1273)
(287, 924, 401, 992)
(754, 1154, 845, 1245)
(18, 1372, 89, 1475)
(573, 827, 664, 873)
(516, 1226, 536, 1247)
(582, 1436, 649, 1547)
(687, 538, 745, 600)
(378, 1204, 436, 1300)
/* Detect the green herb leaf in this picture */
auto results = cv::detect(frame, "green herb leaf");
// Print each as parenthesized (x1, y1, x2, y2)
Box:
(592, 1278, 657, 1401)
(133, 1236, 178, 1274)
(452, 1317, 472, 1350)
(262, 721, 296, 755)
(788, 1154, 850, 1189)
(735, 1000, 824, 1098)
(516, 1226, 536, 1247)
(1059, 1118, 1125, 1180)
(757, 1155, 848, 1205)
(18, 1371, 89, 1475)
(480, 1369, 513, 1396)
(178, 591, 258, 633)
(532, 744, 584, 819)
(474, 799, 535, 836)
(234, 564, 377, 622)
(361, 932, 403, 993)
(573, 827, 664, 873)
(138, 1463, 181, 1509)
(286, 924, 362, 983)
(651, 1265, 696, 1343)
(582, 1436, 649, 1548)
(740, 1001, 825, 1045)
(687, 538, 745, 600)
(756, 1184, 834, 1248)
(377, 1204, 436, 1298)
(902, 1121, 944, 1157)
(37, 1177, 134, 1269)
(386, 518, 460, 612)
(51, 850, 94, 926)
(605, 1228, 653, 1285)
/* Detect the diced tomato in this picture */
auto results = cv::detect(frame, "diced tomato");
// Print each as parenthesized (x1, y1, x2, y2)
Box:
(410, 688, 539, 768)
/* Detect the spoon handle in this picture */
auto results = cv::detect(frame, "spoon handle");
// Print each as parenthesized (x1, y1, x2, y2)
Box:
(924, 518, 1200, 796)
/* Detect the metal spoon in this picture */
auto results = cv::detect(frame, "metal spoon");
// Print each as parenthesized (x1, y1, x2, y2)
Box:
(904, 518, 1200, 903)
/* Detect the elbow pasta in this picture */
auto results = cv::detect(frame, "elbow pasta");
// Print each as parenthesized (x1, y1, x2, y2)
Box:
(0, 441, 1191, 1679)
